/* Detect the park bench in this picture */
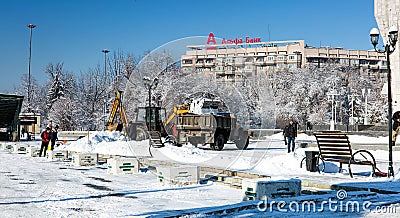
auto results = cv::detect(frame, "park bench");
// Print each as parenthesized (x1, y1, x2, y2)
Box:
(312, 131, 378, 178)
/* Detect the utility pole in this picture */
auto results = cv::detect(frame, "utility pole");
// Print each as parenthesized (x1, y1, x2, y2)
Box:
(102, 49, 110, 130)
(27, 24, 36, 113)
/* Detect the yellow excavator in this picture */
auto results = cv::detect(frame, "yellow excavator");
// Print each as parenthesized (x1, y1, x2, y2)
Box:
(106, 91, 128, 132)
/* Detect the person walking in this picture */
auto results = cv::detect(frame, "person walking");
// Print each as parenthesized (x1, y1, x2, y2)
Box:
(50, 125, 59, 150)
(284, 119, 297, 153)
(40, 127, 51, 157)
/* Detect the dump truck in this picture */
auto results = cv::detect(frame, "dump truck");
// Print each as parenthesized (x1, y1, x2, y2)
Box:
(136, 97, 250, 150)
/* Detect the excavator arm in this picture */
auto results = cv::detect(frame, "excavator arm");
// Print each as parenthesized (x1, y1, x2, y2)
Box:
(106, 91, 128, 131)
(163, 104, 190, 137)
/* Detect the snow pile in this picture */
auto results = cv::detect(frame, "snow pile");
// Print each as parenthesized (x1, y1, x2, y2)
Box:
(268, 132, 388, 144)
(55, 131, 150, 156)
(158, 142, 218, 163)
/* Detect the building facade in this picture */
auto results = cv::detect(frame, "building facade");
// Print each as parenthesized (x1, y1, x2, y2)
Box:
(375, 0, 400, 111)
(181, 33, 387, 84)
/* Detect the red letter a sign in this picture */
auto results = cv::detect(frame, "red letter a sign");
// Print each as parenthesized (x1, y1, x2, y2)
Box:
(207, 32, 216, 45)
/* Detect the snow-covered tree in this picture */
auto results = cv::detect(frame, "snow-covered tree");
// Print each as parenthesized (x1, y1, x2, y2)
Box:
(75, 66, 107, 130)
(271, 65, 386, 127)
(44, 63, 74, 110)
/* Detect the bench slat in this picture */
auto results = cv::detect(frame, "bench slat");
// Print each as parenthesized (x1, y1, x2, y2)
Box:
(318, 141, 349, 146)
(315, 135, 348, 140)
(319, 144, 350, 150)
(323, 158, 349, 163)
(322, 155, 352, 160)
(318, 143, 351, 148)
(320, 151, 352, 155)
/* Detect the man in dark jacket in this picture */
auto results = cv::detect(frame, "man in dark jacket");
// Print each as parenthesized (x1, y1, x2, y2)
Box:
(40, 127, 51, 157)
(284, 119, 297, 153)
(50, 125, 59, 150)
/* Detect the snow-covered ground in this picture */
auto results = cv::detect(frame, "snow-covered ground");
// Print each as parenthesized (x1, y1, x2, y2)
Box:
(1, 131, 400, 217)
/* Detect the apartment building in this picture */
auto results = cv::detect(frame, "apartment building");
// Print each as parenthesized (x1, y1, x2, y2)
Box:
(181, 33, 387, 83)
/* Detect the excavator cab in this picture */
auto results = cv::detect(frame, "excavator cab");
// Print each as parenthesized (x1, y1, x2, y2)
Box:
(136, 106, 167, 136)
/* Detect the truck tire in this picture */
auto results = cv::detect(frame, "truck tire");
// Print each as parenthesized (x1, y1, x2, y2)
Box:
(136, 127, 148, 141)
(211, 134, 225, 151)
(235, 136, 249, 150)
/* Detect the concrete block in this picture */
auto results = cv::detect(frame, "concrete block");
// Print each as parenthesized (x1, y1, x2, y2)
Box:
(46, 150, 68, 161)
(3, 143, 15, 152)
(242, 178, 301, 201)
(72, 153, 98, 166)
(225, 176, 243, 185)
(107, 158, 140, 174)
(13, 144, 27, 154)
(26, 147, 41, 157)
(157, 165, 199, 185)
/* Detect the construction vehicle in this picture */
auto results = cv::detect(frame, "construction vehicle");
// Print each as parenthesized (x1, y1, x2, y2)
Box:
(105, 91, 150, 141)
(107, 91, 249, 150)
(136, 97, 250, 151)
(106, 91, 129, 132)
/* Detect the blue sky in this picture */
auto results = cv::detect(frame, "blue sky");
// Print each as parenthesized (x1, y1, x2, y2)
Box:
(0, 0, 377, 93)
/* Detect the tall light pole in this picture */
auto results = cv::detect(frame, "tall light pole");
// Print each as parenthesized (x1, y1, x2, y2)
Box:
(370, 25, 398, 177)
(102, 49, 110, 130)
(27, 24, 36, 113)
(143, 76, 159, 131)
(102, 49, 110, 86)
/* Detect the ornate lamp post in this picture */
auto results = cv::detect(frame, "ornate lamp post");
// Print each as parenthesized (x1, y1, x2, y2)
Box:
(328, 90, 339, 130)
(27, 24, 36, 113)
(370, 25, 398, 177)
(143, 77, 159, 131)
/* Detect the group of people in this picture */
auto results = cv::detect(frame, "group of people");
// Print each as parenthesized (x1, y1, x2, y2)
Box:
(39, 124, 59, 157)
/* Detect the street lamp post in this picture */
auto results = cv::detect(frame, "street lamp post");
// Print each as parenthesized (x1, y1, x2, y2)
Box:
(370, 25, 398, 177)
(348, 93, 359, 125)
(27, 24, 36, 113)
(362, 88, 371, 125)
(328, 90, 339, 130)
(143, 77, 159, 131)
(102, 49, 110, 130)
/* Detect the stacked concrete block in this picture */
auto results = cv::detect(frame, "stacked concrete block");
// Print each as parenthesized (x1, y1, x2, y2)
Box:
(107, 158, 140, 174)
(13, 144, 27, 154)
(26, 146, 41, 157)
(157, 165, 199, 185)
(46, 150, 68, 161)
(242, 178, 301, 201)
(72, 153, 98, 166)
(3, 143, 15, 152)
